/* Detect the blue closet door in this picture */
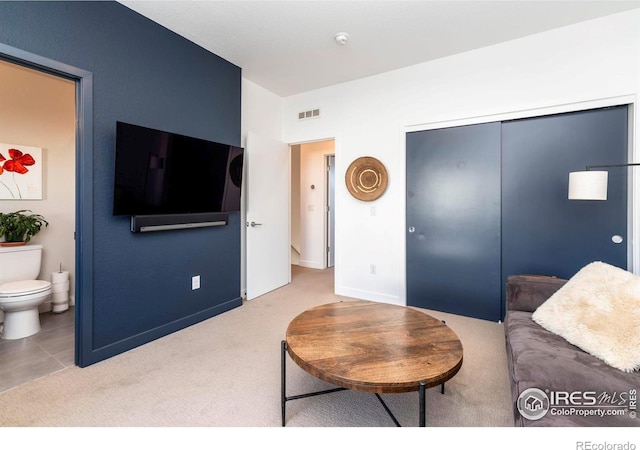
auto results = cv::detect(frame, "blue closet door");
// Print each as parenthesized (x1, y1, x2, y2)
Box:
(501, 106, 628, 317)
(406, 106, 628, 322)
(406, 123, 502, 321)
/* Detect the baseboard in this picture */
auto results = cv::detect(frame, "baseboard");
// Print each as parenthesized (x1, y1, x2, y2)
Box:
(299, 260, 324, 270)
(335, 286, 402, 306)
(79, 297, 242, 367)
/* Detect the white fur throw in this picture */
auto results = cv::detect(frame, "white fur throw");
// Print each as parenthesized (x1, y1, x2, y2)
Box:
(532, 261, 640, 372)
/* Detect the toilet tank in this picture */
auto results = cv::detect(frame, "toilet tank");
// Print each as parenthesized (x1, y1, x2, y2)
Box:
(0, 245, 43, 284)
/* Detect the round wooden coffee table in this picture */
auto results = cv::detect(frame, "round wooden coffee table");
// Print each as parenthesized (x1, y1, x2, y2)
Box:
(281, 300, 463, 426)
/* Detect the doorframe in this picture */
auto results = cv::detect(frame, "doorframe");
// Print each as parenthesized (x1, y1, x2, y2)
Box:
(0, 42, 93, 367)
(325, 154, 336, 268)
(400, 95, 637, 307)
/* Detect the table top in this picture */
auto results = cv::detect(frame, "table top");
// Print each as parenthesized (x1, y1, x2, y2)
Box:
(285, 300, 463, 394)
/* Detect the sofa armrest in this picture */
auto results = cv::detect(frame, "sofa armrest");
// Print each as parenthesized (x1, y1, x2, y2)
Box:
(506, 275, 567, 313)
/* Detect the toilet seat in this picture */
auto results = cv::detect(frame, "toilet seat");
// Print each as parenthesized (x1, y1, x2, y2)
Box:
(0, 280, 52, 300)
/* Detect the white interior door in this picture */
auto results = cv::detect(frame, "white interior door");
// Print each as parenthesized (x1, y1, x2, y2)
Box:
(246, 131, 290, 300)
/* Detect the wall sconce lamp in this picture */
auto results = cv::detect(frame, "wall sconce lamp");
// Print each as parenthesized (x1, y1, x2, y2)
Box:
(568, 163, 640, 200)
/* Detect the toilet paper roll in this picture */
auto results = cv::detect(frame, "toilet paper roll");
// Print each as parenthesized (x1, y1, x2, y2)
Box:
(52, 291, 68, 304)
(51, 271, 69, 284)
(52, 303, 68, 313)
(52, 280, 70, 293)
(52, 295, 68, 312)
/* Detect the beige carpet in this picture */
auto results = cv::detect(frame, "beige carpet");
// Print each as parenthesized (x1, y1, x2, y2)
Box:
(0, 266, 513, 427)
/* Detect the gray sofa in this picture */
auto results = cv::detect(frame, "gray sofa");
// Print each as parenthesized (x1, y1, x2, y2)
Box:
(505, 275, 640, 426)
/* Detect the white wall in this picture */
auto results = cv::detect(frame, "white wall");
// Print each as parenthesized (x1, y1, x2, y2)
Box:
(0, 60, 76, 316)
(298, 140, 334, 269)
(281, 9, 640, 306)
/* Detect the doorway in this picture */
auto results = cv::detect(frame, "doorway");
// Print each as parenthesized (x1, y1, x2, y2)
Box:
(0, 41, 93, 368)
(0, 60, 76, 306)
(0, 59, 77, 389)
(290, 140, 335, 270)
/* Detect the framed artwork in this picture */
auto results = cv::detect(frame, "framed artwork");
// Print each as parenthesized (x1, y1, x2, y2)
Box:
(0, 143, 43, 200)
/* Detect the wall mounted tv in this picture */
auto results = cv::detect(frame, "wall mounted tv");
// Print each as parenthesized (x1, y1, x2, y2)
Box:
(113, 121, 243, 232)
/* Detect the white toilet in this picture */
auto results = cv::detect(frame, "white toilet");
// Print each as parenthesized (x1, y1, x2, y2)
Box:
(0, 245, 52, 340)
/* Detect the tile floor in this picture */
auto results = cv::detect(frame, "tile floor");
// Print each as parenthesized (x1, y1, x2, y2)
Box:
(0, 308, 75, 393)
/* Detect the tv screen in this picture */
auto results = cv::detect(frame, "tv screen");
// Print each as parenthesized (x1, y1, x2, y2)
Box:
(113, 122, 243, 216)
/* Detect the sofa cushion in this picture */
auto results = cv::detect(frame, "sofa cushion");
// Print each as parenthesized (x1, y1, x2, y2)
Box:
(506, 275, 567, 313)
(532, 261, 640, 373)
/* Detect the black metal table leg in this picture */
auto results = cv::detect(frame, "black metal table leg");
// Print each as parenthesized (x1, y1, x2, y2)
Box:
(419, 381, 426, 427)
(281, 340, 287, 427)
(439, 321, 447, 395)
(375, 394, 401, 427)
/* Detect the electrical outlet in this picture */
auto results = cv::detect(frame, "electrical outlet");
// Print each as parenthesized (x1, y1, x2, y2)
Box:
(370, 264, 376, 275)
(192, 275, 201, 290)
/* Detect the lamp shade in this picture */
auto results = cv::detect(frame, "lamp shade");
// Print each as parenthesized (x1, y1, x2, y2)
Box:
(568, 171, 608, 200)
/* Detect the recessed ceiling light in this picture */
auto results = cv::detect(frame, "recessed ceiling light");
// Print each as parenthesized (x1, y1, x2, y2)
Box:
(334, 32, 349, 46)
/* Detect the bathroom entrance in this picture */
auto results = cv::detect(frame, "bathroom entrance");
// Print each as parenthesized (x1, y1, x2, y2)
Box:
(0, 57, 77, 390)
(0, 60, 76, 311)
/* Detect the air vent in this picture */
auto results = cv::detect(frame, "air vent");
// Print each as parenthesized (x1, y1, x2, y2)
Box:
(298, 108, 320, 120)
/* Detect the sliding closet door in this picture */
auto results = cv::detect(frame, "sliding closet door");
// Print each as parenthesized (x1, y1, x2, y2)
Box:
(501, 106, 628, 316)
(406, 123, 502, 321)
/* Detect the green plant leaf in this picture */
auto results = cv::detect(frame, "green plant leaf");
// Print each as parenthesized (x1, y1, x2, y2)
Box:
(0, 209, 48, 243)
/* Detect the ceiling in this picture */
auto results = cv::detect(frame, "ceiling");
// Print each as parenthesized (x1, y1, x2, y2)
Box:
(119, 1, 640, 97)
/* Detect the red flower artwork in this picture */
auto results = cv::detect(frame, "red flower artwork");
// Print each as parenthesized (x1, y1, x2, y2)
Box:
(2, 149, 35, 174)
(0, 148, 38, 199)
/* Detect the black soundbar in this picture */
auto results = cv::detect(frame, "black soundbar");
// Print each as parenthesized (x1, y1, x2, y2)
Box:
(130, 213, 229, 233)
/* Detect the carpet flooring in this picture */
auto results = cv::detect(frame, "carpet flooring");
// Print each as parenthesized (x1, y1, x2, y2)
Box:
(0, 266, 513, 428)
(3, 267, 634, 449)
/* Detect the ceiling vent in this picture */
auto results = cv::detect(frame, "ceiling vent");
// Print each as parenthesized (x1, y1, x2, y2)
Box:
(298, 108, 320, 120)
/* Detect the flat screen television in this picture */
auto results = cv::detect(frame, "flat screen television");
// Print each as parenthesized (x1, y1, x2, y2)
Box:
(113, 121, 243, 217)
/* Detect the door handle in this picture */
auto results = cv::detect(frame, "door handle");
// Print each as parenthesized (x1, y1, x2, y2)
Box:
(247, 221, 263, 227)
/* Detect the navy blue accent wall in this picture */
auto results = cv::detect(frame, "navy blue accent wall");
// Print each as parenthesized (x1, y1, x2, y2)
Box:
(0, 1, 242, 365)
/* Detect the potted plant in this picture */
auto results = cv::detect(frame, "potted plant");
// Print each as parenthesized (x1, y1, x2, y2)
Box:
(0, 210, 48, 245)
